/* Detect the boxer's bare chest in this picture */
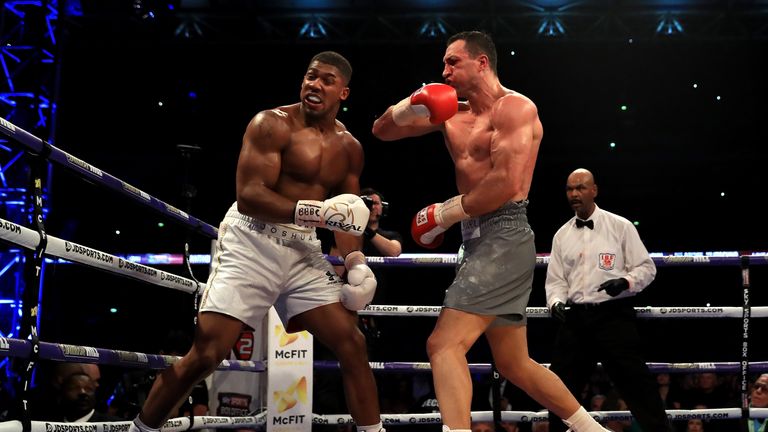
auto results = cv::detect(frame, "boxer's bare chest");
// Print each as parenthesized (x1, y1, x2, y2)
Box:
(282, 126, 348, 187)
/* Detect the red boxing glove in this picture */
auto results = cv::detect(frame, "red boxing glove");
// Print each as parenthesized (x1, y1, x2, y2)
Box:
(392, 83, 458, 126)
(411, 204, 446, 249)
(411, 195, 469, 249)
(411, 83, 458, 124)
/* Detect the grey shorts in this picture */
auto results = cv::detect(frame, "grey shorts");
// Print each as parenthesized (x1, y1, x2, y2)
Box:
(444, 200, 535, 327)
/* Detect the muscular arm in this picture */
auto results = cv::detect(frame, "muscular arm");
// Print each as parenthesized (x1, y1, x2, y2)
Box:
(369, 234, 402, 257)
(235, 110, 298, 223)
(371, 105, 442, 141)
(462, 96, 539, 216)
(332, 132, 365, 257)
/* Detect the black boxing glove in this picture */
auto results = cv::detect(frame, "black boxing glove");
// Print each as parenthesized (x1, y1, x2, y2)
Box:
(597, 278, 629, 297)
(550, 302, 567, 323)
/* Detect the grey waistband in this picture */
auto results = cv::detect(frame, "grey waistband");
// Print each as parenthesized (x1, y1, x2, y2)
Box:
(223, 203, 316, 242)
(460, 200, 529, 241)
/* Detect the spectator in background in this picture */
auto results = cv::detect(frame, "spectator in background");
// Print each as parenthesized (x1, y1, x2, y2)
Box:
(57, 372, 122, 422)
(358, 187, 403, 258)
(681, 373, 732, 409)
(686, 418, 705, 432)
(500, 421, 520, 432)
(477, 375, 539, 432)
(590, 394, 606, 412)
(679, 372, 739, 431)
(26, 362, 106, 421)
(110, 329, 208, 419)
(656, 373, 682, 410)
(329, 187, 403, 278)
(749, 373, 768, 432)
(472, 421, 494, 432)
(379, 374, 415, 414)
(600, 391, 632, 432)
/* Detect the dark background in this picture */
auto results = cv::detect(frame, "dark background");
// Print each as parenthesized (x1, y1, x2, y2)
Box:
(4, 0, 766, 409)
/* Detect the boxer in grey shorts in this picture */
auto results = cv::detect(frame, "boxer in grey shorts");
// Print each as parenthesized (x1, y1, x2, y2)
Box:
(445, 200, 535, 327)
(371, 30, 610, 432)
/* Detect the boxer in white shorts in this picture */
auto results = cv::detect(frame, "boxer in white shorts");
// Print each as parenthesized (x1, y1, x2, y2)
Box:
(132, 51, 387, 432)
(201, 203, 346, 332)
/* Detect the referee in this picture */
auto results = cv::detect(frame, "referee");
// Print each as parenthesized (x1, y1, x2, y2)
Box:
(545, 168, 673, 432)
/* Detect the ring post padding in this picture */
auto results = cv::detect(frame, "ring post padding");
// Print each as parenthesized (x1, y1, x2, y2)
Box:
(740, 255, 751, 432)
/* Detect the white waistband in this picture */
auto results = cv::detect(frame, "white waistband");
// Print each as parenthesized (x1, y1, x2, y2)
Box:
(223, 203, 316, 242)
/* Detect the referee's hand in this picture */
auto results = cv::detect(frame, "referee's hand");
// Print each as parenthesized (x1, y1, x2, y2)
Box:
(550, 302, 567, 323)
(597, 277, 629, 297)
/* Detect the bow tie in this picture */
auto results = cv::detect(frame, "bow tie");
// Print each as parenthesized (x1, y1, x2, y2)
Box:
(575, 219, 594, 229)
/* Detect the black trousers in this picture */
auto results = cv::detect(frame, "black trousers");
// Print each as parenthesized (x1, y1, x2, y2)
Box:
(548, 298, 673, 432)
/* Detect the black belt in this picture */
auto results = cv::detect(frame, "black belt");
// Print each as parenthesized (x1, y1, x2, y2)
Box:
(566, 302, 603, 310)
(567, 297, 634, 310)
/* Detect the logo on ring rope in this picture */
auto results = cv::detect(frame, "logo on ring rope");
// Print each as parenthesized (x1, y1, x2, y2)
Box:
(122, 182, 151, 201)
(162, 420, 183, 429)
(65, 154, 103, 177)
(65, 241, 115, 264)
(0, 221, 21, 235)
(118, 258, 158, 277)
(0, 117, 16, 133)
(45, 424, 98, 432)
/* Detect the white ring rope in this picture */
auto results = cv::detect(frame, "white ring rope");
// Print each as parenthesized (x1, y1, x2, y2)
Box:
(0, 415, 266, 432)
(314, 407, 764, 425)
(1, 408, 767, 432)
(361, 304, 768, 318)
(0, 216, 202, 294)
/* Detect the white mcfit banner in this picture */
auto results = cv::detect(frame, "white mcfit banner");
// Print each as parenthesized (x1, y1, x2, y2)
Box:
(267, 307, 313, 432)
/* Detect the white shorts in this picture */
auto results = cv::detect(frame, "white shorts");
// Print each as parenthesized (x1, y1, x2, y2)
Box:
(200, 203, 343, 331)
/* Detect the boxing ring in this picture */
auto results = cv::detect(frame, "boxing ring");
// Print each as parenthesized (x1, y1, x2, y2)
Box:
(0, 116, 767, 431)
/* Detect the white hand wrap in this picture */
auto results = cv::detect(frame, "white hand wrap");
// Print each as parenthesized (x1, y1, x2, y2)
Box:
(391, 97, 430, 126)
(340, 251, 377, 311)
(130, 417, 159, 432)
(435, 194, 470, 228)
(294, 193, 370, 236)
